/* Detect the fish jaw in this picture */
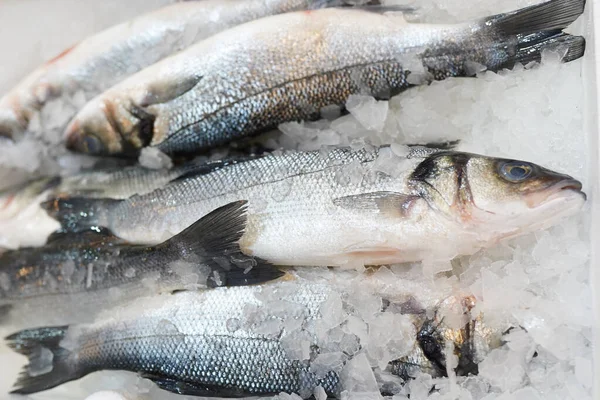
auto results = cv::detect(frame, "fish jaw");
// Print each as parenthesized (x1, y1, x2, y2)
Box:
(465, 187, 586, 244)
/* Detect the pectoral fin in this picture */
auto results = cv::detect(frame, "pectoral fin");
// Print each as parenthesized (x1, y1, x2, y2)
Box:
(140, 74, 202, 107)
(333, 191, 419, 217)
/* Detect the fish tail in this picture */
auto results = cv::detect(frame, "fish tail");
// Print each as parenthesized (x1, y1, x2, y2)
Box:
(487, 0, 585, 36)
(41, 196, 118, 232)
(5, 326, 81, 394)
(158, 200, 284, 287)
(516, 31, 585, 65)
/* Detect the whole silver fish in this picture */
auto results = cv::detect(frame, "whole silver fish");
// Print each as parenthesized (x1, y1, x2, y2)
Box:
(43, 146, 586, 267)
(64, 0, 585, 156)
(5, 274, 504, 396)
(0, 0, 341, 139)
(0, 201, 282, 328)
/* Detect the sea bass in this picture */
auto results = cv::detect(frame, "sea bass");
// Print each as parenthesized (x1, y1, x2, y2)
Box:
(43, 146, 586, 267)
(0, 0, 343, 139)
(5, 274, 504, 395)
(0, 201, 282, 327)
(64, 0, 586, 157)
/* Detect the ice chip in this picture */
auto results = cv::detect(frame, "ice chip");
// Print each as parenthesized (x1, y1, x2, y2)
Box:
(478, 347, 526, 392)
(255, 318, 283, 338)
(138, 147, 173, 170)
(84, 391, 128, 400)
(314, 385, 327, 400)
(311, 352, 346, 379)
(346, 95, 389, 132)
(28, 346, 54, 377)
(407, 373, 433, 400)
(340, 353, 382, 400)
(366, 312, 415, 369)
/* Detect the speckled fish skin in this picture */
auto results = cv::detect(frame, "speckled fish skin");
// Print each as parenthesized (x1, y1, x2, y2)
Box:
(64, 0, 585, 156)
(0, 0, 336, 139)
(5, 278, 503, 396)
(44, 147, 586, 267)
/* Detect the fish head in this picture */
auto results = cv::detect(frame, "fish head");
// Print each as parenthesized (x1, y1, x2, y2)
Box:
(409, 151, 585, 240)
(65, 96, 154, 157)
(416, 294, 504, 377)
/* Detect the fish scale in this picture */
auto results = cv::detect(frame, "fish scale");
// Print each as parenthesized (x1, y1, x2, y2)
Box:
(71, 286, 339, 396)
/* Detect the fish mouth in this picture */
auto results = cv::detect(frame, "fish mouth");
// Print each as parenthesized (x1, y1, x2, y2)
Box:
(525, 179, 586, 208)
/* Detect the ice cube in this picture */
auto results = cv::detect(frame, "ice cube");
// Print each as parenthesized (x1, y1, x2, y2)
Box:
(346, 95, 389, 133)
(340, 353, 382, 400)
(138, 147, 173, 170)
(311, 352, 346, 379)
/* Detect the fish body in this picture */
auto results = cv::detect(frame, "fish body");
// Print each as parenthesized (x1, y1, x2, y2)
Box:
(64, 0, 586, 156)
(0, 201, 282, 327)
(45, 147, 586, 267)
(0, 0, 338, 139)
(5, 274, 504, 396)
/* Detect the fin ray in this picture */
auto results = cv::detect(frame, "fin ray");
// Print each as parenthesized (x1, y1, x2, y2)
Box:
(5, 326, 82, 394)
(333, 191, 419, 217)
(158, 200, 283, 287)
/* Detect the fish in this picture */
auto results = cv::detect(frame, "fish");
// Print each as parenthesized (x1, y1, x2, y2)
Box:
(0, 0, 345, 139)
(64, 0, 586, 157)
(42, 146, 586, 267)
(4, 272, 505, 396)
(0, 201, 283, 327)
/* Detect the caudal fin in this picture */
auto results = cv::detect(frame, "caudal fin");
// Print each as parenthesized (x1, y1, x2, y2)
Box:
(515, 31, 585, 65)
(488, 0, 585, 36)
(5, 326, 81, 394)
(158, 200, 284, 288)
(41, 197, 118, 232)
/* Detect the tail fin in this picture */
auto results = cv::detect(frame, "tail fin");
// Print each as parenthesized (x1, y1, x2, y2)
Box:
(158, 200, 284, 287)
(487, 0, 585, 36)
(5, 326, 81, 394)
(516, 31, 585, 65)
(41, 197, 119, 232)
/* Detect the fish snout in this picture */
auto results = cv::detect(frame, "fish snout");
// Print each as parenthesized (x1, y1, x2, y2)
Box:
(524, 176, 586, 208)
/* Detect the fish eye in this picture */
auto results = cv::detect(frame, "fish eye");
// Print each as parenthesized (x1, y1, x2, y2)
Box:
(499, 161, 533, 182)
(83, 135, 104, 154)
